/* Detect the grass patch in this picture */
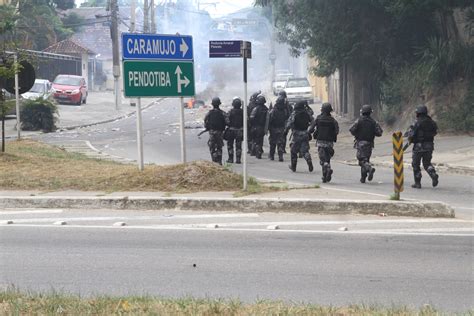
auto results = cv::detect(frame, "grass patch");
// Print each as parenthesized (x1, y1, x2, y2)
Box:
(0, 140, 244, 192)
(0, 290, 453, 315)
(233, 177, 283, 197)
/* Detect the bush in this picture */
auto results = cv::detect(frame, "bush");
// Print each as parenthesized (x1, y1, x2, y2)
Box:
(20, 98, 58, 132)
(437, 85, 474, 132)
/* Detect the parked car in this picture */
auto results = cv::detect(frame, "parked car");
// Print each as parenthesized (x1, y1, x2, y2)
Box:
(283, 77, 313, 104)
(22, 79, 52, 100)
(51, 75, 88, 105)
(272, 73, 293, 95)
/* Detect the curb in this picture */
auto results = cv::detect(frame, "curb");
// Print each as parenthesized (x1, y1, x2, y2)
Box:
(0, 196, 455, 218)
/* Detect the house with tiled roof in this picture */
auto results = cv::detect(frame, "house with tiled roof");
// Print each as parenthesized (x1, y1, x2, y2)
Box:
(44, 39, 97, 89)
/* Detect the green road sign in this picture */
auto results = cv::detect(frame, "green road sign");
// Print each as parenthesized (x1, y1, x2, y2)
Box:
(123, 60, 195, 97)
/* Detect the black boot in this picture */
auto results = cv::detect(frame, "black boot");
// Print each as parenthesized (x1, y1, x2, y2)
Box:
(278, 153, 284, 162)
(307, 159, 314, 172)
(236, 155, 241, 164)
(412, 171, 422, 188)
(289, 158, 297, 172)
(322, 163, 332, 183)
(427, 167, 439, 187)
(411, 181, 421, 189)
(368, 167, 375, 181)
(360, 169, 367, 183)
(226, 157, 233, 163)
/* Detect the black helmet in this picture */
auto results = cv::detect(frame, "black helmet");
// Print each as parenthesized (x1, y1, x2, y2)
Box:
(211, 97, 221, 107)
(278, 90, 287, 98)
(361, 104, 372, 115)
(256, 95, 266, 105)
(415, 104, 428, 115)
(321, 102, 333, 113)
(232, 97, 242, 108)
(295, 100, 307, 111)
(250, 90, 261, 102)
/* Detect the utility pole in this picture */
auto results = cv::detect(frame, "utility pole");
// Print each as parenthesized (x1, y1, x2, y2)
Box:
(143, 0, 149, 33)
(150, 0, 156, 33)
(130, 0, 136, 32)
(110, 0, 121, 110)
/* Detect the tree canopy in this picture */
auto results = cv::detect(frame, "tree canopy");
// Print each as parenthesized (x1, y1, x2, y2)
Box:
(256, 0, 473, 77)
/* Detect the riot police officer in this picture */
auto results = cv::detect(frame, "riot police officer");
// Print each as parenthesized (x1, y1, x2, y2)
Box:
(404, 105, 439, 189)
(247, 91, 261, 156)
(250, 94, 269, 159)
(349, 104, 383, 183)
(204, 97, 226, 165)
(268, 95, 290, 162)
(309, 102, 339, 183)
(279, 90, 293, 153)
(285, 100, 314, 172)
(225, 97, 244, 164)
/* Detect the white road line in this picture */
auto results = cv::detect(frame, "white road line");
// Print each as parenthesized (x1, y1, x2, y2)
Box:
(2, 213, 259, 223)
(454, 206, 474, 210)
(0, 210, 64, 215)
(168, 218, 471, 228)
(2, 224, 473, 237)
(356, 227, 473, 233)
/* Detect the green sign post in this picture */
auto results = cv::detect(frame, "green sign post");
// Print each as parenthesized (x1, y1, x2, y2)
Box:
(123, 60, 195, 97)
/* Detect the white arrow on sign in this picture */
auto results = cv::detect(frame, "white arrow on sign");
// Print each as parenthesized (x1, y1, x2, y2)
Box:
(175, 65, 190, 93)
(180, 38, 189, 57)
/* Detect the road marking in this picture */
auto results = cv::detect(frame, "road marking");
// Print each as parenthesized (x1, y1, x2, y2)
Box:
(2, 213, 259, 223)
(0, 209, 64, 215)
(454, 206, 474, 211)
(2, 224, 473, 237)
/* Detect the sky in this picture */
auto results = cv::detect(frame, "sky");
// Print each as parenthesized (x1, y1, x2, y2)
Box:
(74, 0, 256, 18)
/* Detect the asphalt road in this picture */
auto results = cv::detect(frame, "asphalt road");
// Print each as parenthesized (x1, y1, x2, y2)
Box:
(1, 224, 472, 311)
(39, 98, 474, 218)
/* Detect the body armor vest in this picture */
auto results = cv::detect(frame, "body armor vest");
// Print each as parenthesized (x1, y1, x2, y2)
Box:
(414, 115, 437, 143)
(270, 108, 287, 128)
(228, 108, 243, 128)
(316, 114, 337, 142)
(293, 110, 311, 131)
(205, 109, 226, 131)
(355, 116, 376, 142)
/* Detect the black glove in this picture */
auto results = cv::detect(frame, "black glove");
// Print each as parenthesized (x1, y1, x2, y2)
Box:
(308, 132, 313, 141)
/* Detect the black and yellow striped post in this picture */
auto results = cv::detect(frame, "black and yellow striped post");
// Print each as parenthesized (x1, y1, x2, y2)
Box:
(392, 132, 404, 200)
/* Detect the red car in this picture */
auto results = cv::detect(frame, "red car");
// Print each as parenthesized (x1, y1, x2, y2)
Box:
(52, 75, 88, 105)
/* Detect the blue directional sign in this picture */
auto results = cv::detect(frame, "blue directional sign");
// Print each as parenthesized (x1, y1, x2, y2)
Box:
(209, 40, 244, 58)
(122, 33, 193, 61)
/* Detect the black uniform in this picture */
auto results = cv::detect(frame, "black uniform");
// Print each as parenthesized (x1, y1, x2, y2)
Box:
(250, 97, 268, 159)
(247, 91, 260, 156)
(285, 101, 313, 172)
(404, 112, 439, 188)
(268, 97, 290, 161)
(349, 113, 383, 183)
(225, 103, 243, 164)
(309, 111, 339, 183)
(204, 106, 226, 165)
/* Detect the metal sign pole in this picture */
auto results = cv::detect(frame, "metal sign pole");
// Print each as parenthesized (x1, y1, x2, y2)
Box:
(242, 54, 248, 191)
(136, 97, 144, 171)
(14, 54, 20, 140)
(179, 96, 187, 163)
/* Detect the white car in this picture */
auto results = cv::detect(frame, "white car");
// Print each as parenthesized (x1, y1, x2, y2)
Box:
(284, 77, 313, 104)
(272, 73, 293, 95)
(22, 79, 52, 100)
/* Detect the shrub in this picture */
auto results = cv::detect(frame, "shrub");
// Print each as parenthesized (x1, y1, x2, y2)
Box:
(437, 85, 474, 132)
(20, 97, 58, 132)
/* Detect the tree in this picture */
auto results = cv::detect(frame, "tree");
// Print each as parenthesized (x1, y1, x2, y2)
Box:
(256, 0, 473, 117)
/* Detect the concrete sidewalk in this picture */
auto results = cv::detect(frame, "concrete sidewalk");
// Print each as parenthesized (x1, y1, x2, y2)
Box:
(0, 187, 454, 218)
